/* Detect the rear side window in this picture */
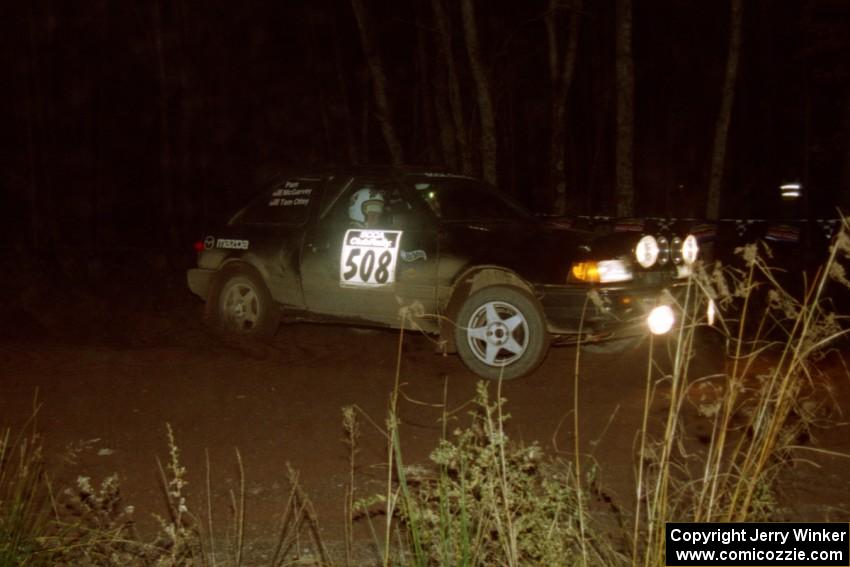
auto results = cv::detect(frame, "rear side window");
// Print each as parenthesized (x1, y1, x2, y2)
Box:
(231, 178, 321, 225)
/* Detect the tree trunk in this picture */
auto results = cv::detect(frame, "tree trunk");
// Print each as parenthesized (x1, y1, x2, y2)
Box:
(152, 0, 177, 246)
(432, 0, 472, 174)
(415, 9, 439, 164)
(26, 4, 42, 249)
(706, 0, 744, 220)
(350, 0, 404, 166)
(460, 0, 498, 185)
(615, 0, 635, 218)
(841, 93, 850, 213)
(175, 0, 196, 239)
(547, 0, 582, 216)
(433, 61, 458, 170)
(360, 69, 371, 164)
(308, 16, 334, 161)
(330, 3, 358, 164)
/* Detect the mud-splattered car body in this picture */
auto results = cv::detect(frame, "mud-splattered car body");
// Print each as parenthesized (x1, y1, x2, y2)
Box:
(187, 166, 699, 380)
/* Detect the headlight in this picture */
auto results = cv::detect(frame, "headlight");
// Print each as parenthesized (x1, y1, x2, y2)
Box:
(635, 235, 659, 268)
(570, 260, 632, 283)
(647, 305, 675, 335)
(681, 234, 699, 265)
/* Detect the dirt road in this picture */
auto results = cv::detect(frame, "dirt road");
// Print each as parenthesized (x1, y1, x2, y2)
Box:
(2, 278, 849, 557)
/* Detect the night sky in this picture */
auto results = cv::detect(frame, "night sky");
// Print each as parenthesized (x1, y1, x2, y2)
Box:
(2, 0, 848, 253)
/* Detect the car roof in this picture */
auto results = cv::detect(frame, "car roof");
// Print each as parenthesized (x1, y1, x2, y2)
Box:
(264, 164, 475, 181)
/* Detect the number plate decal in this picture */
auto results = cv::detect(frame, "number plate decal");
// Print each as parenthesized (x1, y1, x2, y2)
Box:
(340, 230, 403, 288)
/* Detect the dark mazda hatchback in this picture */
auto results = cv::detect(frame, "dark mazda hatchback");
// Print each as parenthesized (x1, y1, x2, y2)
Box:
(187, 167, 700, 380)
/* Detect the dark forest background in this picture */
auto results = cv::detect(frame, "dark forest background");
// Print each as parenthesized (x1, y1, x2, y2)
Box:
(1, 0, 849, 253)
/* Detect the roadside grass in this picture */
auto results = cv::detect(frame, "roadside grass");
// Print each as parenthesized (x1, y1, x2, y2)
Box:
(0, 405, 53, 566)
(631, 231, 850, 565)
(2, 219, 848, 565)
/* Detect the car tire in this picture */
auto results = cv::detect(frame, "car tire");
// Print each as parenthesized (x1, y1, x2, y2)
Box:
(207, 267, 279, 341)
(454, 286, 549, 381)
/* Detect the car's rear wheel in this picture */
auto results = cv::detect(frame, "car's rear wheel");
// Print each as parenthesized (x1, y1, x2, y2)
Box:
(455, 286, 549, 381)
(208, 268, 279, 340)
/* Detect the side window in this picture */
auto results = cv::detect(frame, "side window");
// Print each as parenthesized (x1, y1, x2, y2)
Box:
(328, 181, 417, 230)
(410, 176, 529, 221)
(233, 178, 320, 225)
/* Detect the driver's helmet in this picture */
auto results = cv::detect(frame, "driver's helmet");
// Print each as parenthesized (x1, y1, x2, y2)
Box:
(348, 187, 385, 225)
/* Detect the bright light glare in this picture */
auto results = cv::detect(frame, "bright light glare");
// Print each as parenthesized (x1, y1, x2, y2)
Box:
(707, 299, 716, 326)
(597, 260, 633, 283)
(780, 183, 802, 200)
(681, 235, 699, 265)
(635, 235, 659, 268)
(647, 305, 675, 335)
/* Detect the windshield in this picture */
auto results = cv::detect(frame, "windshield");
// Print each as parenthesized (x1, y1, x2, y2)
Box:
(406, 175, 533, 222)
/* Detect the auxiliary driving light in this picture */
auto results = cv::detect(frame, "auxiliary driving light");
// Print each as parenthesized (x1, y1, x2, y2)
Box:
(657, 236, 670, 265)
(681, 234, 699, 265)
(707, 298, 716, 327)
(647, 305, 675, 335)
(635, 235, 659, 268)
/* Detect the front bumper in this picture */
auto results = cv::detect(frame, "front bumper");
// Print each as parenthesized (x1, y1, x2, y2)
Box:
(536, 281, 688, 336)
(187, 268, 215, 300)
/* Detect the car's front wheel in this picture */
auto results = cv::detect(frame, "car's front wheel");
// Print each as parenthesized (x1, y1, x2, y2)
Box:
(454, 286, 549, 381)
(207, 267, 279, 340)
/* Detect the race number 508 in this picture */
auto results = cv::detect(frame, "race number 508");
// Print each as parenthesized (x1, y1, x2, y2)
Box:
(339, 229, 402, 288)
(342, 248, 393, 285)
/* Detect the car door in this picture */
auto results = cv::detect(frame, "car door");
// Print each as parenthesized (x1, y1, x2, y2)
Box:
(299, 176, 440, 329)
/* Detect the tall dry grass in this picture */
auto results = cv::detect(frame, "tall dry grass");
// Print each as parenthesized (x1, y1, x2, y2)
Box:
(2, 218, 848, 565)
(632, 218, 850, 565)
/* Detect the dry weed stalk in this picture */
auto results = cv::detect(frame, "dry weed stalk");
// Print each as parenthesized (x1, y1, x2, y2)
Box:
(633, 216, 850, 565)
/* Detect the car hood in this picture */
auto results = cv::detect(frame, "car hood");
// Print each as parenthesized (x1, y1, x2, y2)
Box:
(438, 220, 614, 284)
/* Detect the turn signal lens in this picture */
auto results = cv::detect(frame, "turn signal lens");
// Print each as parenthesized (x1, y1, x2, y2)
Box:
(570, 261, 600, 283)
(570, 260, 633, 283)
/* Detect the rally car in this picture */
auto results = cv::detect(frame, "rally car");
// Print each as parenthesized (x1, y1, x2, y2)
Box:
(187, 167, 699, 380)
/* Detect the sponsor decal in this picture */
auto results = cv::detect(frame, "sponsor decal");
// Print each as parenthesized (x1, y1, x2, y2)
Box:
(765, 224, 801, 243)
(546, 219, 574, 229)
(400, 249, 427, 263)
(271, 184, 312, 205)
(422, 172, 475, 179)
(270, 195, 311, 207)
(216, 238, 250, 250)
(690, 223, 718, 242)
(817, 219, 839, 240)
(656, 218, 675, 231)
(614, 218, 645, 233)
(735, 219, 756, 237)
